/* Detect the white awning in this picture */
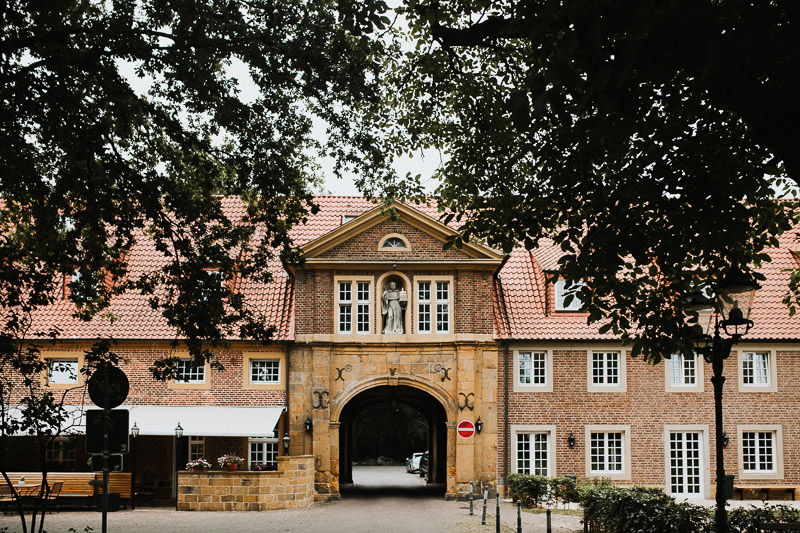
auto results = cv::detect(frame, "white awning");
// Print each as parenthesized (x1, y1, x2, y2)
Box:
(4, 405, 87, 436)
(126, 405, 284, 437)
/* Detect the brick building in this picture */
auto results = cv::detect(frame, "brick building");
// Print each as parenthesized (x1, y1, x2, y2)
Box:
(494, 228, 800, 500)
(4, 196, 799, 503)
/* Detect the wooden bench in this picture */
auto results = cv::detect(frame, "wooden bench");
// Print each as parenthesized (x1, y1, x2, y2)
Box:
(734, 485, 797, 501)
(96, 472, 132, 509)
(5, 472, 131, 509)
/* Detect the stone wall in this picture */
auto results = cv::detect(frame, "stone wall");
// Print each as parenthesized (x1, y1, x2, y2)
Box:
(177, 455, 314, 511)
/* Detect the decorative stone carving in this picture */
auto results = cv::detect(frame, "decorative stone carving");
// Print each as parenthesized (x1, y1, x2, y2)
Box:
(381, 281, 407, 334)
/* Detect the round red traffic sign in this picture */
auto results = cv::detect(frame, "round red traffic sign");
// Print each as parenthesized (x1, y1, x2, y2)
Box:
(457, 420, 475, 439)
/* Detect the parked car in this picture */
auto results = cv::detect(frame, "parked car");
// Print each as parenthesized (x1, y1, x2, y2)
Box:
(418, 451, 429, 478)
(405, 452, 423, 473)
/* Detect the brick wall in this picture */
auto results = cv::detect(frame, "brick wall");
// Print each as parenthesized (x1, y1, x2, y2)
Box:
(4, 344, 286, 406)
(319, 219, 473, 260)
(498, 344, 800, 497)
(295, 269, 495, 336)
(177, 455, 314, 511)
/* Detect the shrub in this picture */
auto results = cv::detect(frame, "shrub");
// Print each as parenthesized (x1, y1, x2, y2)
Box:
(728, 504, 800, 533)
(579, 485, 712, 533)
(550, 476, 580, 503)
(507, 474, 551, 507)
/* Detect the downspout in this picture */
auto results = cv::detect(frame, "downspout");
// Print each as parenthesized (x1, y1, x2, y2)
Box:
(503, 341, 510, 497)
(283, 267, 295, 456)
(493, 257, 512, 497)
(284, 340, 291, 456)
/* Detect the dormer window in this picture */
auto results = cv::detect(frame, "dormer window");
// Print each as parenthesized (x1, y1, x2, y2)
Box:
(342, 215, 358, 225)
(554, 279, 584, 312)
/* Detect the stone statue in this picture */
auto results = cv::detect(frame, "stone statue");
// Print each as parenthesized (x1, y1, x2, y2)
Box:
(381, 281, 407, 334)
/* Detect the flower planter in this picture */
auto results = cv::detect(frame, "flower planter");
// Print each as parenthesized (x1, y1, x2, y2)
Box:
(191, 467, 208, 472)
(225, 464, 238, 472)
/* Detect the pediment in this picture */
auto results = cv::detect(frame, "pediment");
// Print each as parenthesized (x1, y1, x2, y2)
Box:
(299, 202, 503, 264)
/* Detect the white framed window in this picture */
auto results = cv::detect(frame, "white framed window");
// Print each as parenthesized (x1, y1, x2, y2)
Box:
(668, 431, 702, 497)
(587, 349, 627, 392)
(168, 356, 211, 390)
(664, 425, 709, 499)
(742, 351, 770, 386)
(742, 431, 775, 473)
(590, 432, 623, 473)
(585, 425, 630, 480)
(250, 359, 280, 384)
(188, 436, 205, 462)
(335, 277, 372, 335)
(592, 352, 619, 385)
(356, 282, 371, 333)
(511, 425, 556, 476)
(249, 437, 278, 470)
(737, 425, 784, 480)
(666, 353, 703, 392)
(338, 281, 353, 333)
(46, 437, 76, 468)
(517, 433, 550, 476)
(514, 349, 552, 392)
(416, 278, 451, 334)
(417, 281, 432, 333)
(554, 279, 584, 311)
(176, 359, 205, 384)
(47, 358, 79, 385)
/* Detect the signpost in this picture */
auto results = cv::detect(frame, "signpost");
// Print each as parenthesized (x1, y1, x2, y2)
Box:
(457, 420, 476, 439)
(86, 364, 129, 533)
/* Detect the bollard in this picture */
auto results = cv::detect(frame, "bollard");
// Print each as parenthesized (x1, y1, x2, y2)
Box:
(496, 493, 500, 533)
(546, 508, 552, 533)
(469, 481, 474, 516)
(517, 500, 522, 533)
(482, 486, 488, 525)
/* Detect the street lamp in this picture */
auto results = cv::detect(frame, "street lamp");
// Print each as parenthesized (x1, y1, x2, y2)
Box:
(130, 422, 139, 510)
(689, 266, 759, 533)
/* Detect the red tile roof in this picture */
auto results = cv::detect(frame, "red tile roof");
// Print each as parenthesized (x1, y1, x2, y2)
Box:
(493, 227, 800, 340)
(24, 196, 800, 343)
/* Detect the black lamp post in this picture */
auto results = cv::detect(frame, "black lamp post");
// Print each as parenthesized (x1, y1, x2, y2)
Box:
(689, 267, 759, 533)
(130, 422, 139, 510)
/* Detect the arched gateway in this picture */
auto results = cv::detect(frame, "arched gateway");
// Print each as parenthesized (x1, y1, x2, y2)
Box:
(289, 200, 503, 501)
(335, 380, 454, 489)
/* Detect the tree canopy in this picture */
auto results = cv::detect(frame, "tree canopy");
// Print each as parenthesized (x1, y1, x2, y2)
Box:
(355, 0, 800, 361)
(1, 0, 386, 375)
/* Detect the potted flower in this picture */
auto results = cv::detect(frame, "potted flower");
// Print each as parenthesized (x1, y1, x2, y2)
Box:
(186, 458, 212, 472)
(217, 453, 245, 471)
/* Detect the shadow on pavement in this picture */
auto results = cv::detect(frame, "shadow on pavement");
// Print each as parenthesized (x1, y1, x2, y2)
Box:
(340, 482, 446, 499)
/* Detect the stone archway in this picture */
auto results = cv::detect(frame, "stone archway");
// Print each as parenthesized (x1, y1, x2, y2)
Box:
(333, 378, 456, 496)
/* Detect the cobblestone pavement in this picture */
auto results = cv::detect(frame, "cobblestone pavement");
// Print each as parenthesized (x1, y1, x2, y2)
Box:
(5, 467, 800, 533)
(0, 467, 583, 533)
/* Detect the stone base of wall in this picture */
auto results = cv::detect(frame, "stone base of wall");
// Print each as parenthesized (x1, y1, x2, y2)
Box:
(177, 455, 314, 511)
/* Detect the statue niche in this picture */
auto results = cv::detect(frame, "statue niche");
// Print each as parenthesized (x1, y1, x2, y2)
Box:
(381, 279, 407, 334)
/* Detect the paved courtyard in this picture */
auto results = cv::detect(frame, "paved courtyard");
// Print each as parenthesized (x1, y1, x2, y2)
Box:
(6, 466, 799, 533)
(0, 466, 582, 533)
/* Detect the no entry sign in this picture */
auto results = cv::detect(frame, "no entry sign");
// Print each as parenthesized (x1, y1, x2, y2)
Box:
(457, 420, 476, 439)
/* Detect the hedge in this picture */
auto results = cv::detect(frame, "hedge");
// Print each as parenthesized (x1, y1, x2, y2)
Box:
(507, 475, 800, 532)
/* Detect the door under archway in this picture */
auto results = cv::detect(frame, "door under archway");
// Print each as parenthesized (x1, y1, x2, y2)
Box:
(338, 385, 447, 491)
